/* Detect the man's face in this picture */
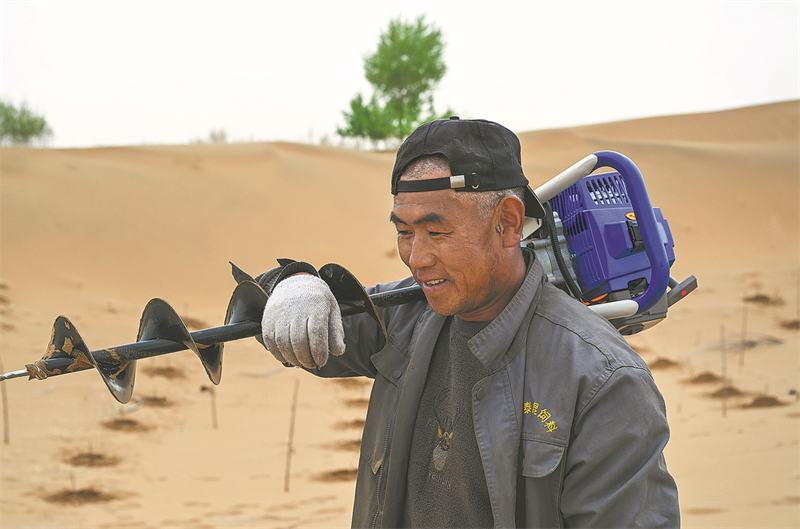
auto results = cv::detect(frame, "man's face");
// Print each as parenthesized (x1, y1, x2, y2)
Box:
(390, 169, 507, 321)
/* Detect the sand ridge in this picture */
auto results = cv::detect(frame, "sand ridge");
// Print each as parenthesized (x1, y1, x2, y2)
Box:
(1, 101, 798, 528)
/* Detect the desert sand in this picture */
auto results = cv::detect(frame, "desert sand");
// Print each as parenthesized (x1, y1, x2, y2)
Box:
(1, 101, 798, 528)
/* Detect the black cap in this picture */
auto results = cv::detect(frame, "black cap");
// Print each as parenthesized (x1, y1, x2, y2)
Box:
(391, 117, 545, 218)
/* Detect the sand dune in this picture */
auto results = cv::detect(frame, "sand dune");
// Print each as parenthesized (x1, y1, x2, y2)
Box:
(1, 101, 798, 528)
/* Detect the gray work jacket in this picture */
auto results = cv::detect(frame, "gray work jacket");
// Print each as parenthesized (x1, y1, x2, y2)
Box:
(308, 257, 679, 528)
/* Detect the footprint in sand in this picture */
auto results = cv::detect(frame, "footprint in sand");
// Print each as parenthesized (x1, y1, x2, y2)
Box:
(316, 468, 358, 482)
(102, 418, 151, 432)
(742, 395, 788, 408)
(648, 357, 681, 370)
(43, 488, 117, 505)
(65, 450, 121, 468)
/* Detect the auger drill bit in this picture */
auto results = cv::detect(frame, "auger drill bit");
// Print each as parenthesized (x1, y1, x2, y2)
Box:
(0, 263, 425, 403)
(2, 280, 268, 403)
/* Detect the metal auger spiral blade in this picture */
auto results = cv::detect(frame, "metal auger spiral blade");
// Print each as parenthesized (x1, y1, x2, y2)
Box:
(0, 280, 270, 403)
(138, 298, 214, 385)
(26, 316, 96, 381)
(0, 262, 423, 402)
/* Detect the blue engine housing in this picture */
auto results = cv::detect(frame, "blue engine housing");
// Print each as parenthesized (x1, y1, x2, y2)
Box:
(551, 171, 675, 301)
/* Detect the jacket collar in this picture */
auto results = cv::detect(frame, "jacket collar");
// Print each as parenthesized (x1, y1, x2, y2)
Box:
(468, 250, 544, 371)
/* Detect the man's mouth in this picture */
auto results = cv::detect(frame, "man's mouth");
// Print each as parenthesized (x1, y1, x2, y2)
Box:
(424, 279, 445, 286)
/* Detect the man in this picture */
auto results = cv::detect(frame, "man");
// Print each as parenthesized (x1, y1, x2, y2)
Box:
(258, 118, 680, 528)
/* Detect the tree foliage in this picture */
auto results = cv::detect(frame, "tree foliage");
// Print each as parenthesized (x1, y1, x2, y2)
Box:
(338, 16, 451, 144)
(208, 128, 228, 143)
(0, 100, 53, 146)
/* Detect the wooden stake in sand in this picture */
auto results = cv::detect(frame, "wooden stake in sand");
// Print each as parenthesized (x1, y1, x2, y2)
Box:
(200, 386, 218, 429)
(0, 352, 10, 444)
(69, 471, 78, 505)
(796, 267, 800, 321)
(284, 378, 300, 492)
(740, 294, 748, 367)
(721, 324, 728, 418)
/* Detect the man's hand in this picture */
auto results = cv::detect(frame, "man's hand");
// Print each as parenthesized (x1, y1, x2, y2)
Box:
(261, 274, 346, 368)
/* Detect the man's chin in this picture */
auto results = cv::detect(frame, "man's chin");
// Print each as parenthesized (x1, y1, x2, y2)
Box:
(423, 296, 458, 317)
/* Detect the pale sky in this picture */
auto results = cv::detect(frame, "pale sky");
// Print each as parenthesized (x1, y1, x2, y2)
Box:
(1, 1, 798, 148)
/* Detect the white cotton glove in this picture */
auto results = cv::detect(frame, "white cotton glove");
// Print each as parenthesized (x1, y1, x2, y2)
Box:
(261, 274, 346, 369)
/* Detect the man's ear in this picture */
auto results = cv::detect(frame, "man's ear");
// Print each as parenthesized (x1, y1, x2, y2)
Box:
(495, 195, 526, 248)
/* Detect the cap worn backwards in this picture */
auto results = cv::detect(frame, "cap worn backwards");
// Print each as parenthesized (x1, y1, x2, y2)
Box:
(391, 116, 545, 218)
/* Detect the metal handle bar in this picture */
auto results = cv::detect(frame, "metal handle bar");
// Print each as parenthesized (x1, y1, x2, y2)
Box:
(535, 151, 670, 317)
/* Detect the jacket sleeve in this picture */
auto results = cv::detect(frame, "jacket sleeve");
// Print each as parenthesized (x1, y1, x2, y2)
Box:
(254, 260, 417, 379)
(560, 365, 680, 528)
(312, 276, 423, 379)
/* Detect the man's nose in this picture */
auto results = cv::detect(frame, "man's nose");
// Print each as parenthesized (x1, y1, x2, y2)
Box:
(408, 236, 436, 270)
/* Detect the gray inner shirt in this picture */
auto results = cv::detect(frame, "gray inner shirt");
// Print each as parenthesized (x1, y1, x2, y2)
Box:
(400, 315, 494, 528)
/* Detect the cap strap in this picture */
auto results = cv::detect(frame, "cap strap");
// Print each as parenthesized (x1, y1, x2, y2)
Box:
(395, 173, 479, 193)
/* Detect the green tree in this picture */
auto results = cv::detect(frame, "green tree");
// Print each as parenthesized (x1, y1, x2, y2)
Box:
(339, 16, 451, 145)
(0, 100, 53, 146)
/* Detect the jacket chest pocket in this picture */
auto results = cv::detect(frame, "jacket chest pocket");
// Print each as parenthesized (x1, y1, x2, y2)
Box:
(518, 438, 566, 527)
(520, 438, 565, 478)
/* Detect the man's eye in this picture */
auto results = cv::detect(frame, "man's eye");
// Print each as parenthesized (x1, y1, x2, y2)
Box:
(397, 230, 412, 237)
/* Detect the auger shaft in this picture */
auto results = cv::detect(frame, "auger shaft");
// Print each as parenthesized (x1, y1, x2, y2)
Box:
(4, 321, 263, 382)
(0, 282, 425, 387)
(0, 368, 39, 381)
(340, 285, 423, 315)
